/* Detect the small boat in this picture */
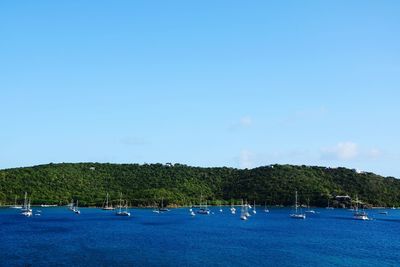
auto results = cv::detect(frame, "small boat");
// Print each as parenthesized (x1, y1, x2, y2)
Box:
(264, 201, 269, 213)
(73, 200, 81, 215)
(290, 191, 306, 219)
(21, 198, 33, 217)
(379, 211, 388, 215)
(252, 201, 257, 214)
(10, 196, 22, 209)
(190, 208, 196, 216)
(196, 195, 210, 215)
(21, 192, 33, 217)
(391, 206, 396, 210)
(326, 199, 334, 210)
(305, 199, 316, 214)
(230, 201, 236, 214)
(102, 193, 115, 210)
(353, 196, 369, 221)
(240, 200, 248, 220)
(219, 201, 223, 212)
(158, 197, 170, 212)
(116, 193, 131, 216)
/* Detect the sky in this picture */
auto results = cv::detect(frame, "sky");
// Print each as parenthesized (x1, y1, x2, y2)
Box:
(1, 1, 400, 177)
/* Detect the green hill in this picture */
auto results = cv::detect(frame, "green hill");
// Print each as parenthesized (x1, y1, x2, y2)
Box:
(1, 163, 399, 207)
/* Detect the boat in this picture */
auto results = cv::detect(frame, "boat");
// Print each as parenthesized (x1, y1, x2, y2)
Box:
(68, 200, 74, 211)
(305, 199, 316, 214)
(10, 196, 22, 209)
(102, 193, 115, 210)
(21, 196, 32, 217)
(353, 196, 369, 220)
(230, 201, 236, 214)
(244, 201, 251, 217)
(379, 211, 388, 215)
(391, 206, 396, 210)
(219, 201, 223, 212)
(116, 193, 131, 216)
(264, 201, 269, 213)
(326, 199, 334, 210)
(240, 200, 248, 220)
(252, 200, 257, 214)
(158, 197, 170, 212)
(290, 191, 306, 219)
(190, 207, 196, 216)
(73, 200, 81, 214)
(196, 195, 210, 215)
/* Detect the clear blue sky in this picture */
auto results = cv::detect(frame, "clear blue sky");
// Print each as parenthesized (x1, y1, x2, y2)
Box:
(1, 1, 400, 177)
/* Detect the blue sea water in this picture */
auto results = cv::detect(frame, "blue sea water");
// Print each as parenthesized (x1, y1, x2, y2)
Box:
(1, 207, 400, 267)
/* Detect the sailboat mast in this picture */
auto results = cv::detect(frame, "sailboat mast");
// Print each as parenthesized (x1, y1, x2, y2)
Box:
(295, 191, 298, 213)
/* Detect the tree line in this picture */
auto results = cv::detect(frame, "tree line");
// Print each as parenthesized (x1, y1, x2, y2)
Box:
(1, 163, 399, 207)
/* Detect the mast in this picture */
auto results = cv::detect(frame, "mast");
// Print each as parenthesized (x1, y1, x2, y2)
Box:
(295, 191, 298, 214)
(119, 193, 122, 213)
(24, 192, 28, 210)
(105, 193, 109, 208)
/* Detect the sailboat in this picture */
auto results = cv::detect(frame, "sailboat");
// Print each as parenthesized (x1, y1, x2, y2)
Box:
(73, 200, 81, 214)
(21, 192, 33, 217)
(305, 199, 316, 214)
(326, 198, 334, 210)
(159, 197, 169, 212)
(290, 191, 306, 219)
(252, 200, 257, 214)
(21, 194, 33, 217)
(240, 200, 248, 220)
(264, 201, 269, 213)
(116, 193, 131, 216)
(353, 196, 369, 220)
(219, 201, 223, 212)
(196, 194, 210, 215)
(102, 193, 115, 210)
(10, 195, 22, 209)
(230, 201, 236, 214)
(244, 200, 251, 217)
(188, 202, 196, 216)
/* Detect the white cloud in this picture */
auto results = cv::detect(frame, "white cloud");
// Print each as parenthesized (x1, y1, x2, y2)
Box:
(321, 142, 359, 160)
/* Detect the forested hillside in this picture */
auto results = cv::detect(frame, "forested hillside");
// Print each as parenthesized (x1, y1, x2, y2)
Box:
(1, 163, 399, 207)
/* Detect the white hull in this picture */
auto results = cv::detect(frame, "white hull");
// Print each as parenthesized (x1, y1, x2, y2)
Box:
(290, 214, 306, 219)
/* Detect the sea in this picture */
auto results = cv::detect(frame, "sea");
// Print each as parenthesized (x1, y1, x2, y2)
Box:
(0, 207, 399, 266)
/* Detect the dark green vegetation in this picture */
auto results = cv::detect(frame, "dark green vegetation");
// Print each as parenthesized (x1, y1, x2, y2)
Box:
(1, 163, 399, 207)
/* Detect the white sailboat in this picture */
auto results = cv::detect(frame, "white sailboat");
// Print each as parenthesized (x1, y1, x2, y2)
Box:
(219, 201, 223, 212)
(264, 201, 269, 213)
(230, 201, 236, 214)
(116, 193, 130, 216)
(326, 198, 334, 210)
(290, 191, 306, 219)
(21, 195, 33, 217)
(102, 193, 115, 210)
(244, 200, 251, 217)
(252, 200, 257, 214)
(305, 199, 316, 214)
(73, 200, 81, 214)
(353, 196, 369, 221)
(10, 195, 22, 209)
(240, 200, 248, 220)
